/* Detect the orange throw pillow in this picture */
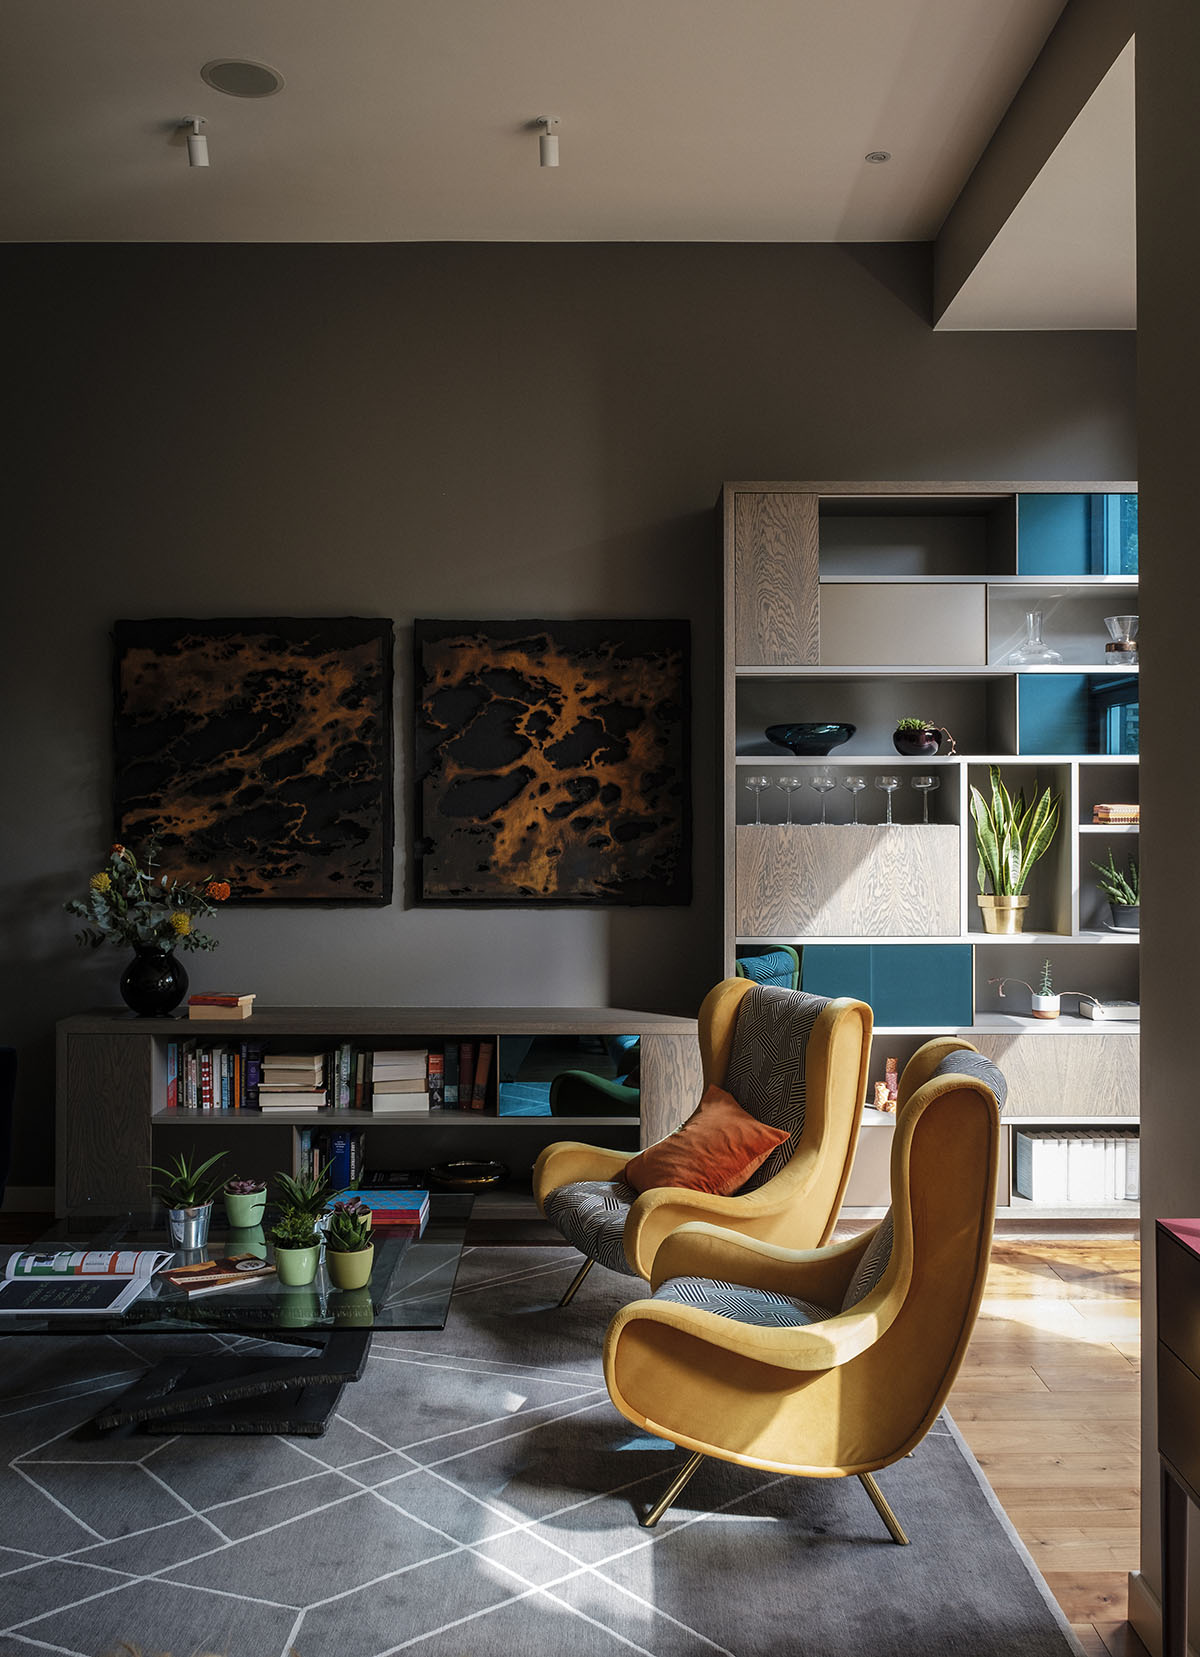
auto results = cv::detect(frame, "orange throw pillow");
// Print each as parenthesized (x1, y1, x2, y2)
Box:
(624, 1083, 790, 1196)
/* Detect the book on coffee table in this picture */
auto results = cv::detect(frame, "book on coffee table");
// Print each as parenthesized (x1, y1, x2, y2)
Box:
(162, 1253, 277, 1297)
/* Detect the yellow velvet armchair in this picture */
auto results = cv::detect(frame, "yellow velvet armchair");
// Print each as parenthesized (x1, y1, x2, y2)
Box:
(602, 1037, 1004, 1538)
(532, 977, 873, 1305)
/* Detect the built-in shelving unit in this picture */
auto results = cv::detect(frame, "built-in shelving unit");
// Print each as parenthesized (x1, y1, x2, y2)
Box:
(721, 481, 1139, 1220)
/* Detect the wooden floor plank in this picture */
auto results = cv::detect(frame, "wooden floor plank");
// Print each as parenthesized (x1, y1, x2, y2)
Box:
(949, 1234, 1141, 1650)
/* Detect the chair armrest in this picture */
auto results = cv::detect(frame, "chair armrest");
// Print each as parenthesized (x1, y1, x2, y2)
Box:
(896, 1037, 978, 1112)
(623, 1133, 860, 1278)
(605, 1292, 893, 1376)
(648, 1220, 875, 1306)
(532, 1141, 630, 1214)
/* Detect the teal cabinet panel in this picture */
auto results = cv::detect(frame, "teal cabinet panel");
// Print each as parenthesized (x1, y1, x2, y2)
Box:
(801, 945, 973, 1027)
(1019, 674, 1139, 755)
(1017, 493, 1138, 576)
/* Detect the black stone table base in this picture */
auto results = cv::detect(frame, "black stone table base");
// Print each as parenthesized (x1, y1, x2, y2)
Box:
(93, 1329, 372, 1437)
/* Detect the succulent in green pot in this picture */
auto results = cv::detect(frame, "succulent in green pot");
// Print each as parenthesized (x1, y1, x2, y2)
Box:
(324, 1207, 376, 1292)
(223, 1175, 267, 1229)
(268, 1169, 330, 1285)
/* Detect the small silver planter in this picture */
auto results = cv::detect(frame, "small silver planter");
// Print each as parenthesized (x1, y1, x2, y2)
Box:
(167, 1202, 213, 1250)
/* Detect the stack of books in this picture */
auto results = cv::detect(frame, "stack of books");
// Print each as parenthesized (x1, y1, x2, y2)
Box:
(187, 993, 256, 1022)
(1092, 802, 1139, 824)
(336, 1188, 430, 1228)
(258, 1053, 327, 1112)
(370, 1049, 430, 1115)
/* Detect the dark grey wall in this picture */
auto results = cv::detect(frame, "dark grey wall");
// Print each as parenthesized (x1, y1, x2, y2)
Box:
(0, 241, 1135, 1191)
(1134, 0, 1200, 1636)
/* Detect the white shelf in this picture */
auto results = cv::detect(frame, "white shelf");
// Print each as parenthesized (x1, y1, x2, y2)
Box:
(736, 664, 1138, 677)
(818, 575, 1138, 587)
(970, 1013, 1139, 1034)
(1078, 823, 1139, 833)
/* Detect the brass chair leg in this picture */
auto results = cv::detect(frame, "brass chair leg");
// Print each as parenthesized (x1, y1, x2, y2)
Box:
(557, 1257, 595, 1307)
(858, 1472, 909, 1545)
(641, 1451, 706, 1528)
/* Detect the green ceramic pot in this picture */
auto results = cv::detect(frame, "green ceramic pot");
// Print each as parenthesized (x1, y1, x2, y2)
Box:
(326, 1243, 374, 1292)
(224, 1189, 267, 1229)
(273, 1241, 321, 1286)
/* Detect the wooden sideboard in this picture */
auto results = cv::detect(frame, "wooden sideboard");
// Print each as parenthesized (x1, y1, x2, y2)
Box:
(55, 1006, 701, 1217)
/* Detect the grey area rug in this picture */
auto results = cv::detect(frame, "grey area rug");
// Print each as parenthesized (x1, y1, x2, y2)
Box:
(0, 1246, 1083, 1657)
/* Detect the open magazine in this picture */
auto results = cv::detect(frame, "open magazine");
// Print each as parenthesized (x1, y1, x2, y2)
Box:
(0, 1248, 175, 1315)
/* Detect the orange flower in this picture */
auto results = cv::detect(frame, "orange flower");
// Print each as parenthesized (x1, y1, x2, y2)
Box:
(205, 881, 231, 902)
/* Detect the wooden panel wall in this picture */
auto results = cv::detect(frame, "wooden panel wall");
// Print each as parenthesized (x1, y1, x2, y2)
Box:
(640, 1032, 703, 1145)
(736, 825, 961, 937)
(732, 491, 820, 665)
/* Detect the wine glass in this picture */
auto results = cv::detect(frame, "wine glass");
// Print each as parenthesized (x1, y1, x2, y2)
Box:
(841, 774, 866, 823)
(776, 775, 805, 825)
(809, 768, 837, 825)
(911, 774, 940, 824)
(874, 774, 900, 825)
(744, 774, 771, 825)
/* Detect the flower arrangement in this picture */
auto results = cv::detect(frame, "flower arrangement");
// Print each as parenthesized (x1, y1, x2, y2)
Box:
(65, 837, 229, 953)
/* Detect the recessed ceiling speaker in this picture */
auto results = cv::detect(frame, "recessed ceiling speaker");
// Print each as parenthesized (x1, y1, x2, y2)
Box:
(200, 59, 285, 98)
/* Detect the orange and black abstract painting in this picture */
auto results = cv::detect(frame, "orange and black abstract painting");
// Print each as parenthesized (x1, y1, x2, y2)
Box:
(415, 620, 690, 904)
(113, 618, 394, 902)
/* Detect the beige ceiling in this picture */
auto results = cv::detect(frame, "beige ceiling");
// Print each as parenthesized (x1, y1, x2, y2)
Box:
(0, 0, 1133, 328)
(0, 0, 1069, 243)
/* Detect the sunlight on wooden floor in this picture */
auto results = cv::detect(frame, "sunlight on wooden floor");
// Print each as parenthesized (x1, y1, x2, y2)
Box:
(949, 1236, 1145, 1657)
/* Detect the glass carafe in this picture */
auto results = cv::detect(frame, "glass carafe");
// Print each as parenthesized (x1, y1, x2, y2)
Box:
(1006, 610, 1062, 666)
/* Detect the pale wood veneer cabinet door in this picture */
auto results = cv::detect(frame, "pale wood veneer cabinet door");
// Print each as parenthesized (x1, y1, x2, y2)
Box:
(63, 1034, 153, 1211)
(737, 826, 961, 937)
(733, 492, 819, 665)
(968, 1031, 1139, 1119)
(639, 1033, 703, 1146)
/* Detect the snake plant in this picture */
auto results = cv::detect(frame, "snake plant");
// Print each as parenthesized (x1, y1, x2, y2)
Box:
(969, 765, 1060, 896)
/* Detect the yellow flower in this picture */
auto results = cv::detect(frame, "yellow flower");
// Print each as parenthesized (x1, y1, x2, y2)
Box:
(89, 872, 112, 893)
(169, 911, 191, 936)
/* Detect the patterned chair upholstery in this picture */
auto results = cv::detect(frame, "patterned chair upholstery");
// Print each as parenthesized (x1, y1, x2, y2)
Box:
(534, 978, 873, 1303)
(603, 1039, 1005, 1538)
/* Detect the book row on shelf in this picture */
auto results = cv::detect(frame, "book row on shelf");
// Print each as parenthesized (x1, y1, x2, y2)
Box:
(164, 1038, 496, 1114)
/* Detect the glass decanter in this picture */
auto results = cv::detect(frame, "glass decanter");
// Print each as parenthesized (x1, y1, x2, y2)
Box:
(1006, 609, 1062, 666)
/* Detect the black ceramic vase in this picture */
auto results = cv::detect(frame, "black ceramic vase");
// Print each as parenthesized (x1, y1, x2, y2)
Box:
(120, 945, 189, 1016)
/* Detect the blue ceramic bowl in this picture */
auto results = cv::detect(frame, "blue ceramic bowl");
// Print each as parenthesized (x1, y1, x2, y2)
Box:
(765, 722, 855, 757)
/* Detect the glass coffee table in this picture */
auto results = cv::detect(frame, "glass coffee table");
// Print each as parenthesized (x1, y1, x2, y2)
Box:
(0, 1195, 472, 1436)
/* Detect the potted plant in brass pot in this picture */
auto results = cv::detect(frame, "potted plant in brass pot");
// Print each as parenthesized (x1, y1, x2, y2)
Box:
(268, 1169, 330, 1286)
(969, 764, 1060, 935)
(324, 1206, 375, 1291)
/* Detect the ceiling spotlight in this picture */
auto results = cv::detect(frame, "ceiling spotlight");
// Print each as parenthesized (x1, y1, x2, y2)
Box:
(536, 117, 559, 168)
(864, 150, 891, 164)
(181, 116, 209, 167)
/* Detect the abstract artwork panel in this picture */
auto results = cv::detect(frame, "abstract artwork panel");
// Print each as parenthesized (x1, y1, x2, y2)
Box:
(415, 619, 690, 904)
(113, 617, 394, 903)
